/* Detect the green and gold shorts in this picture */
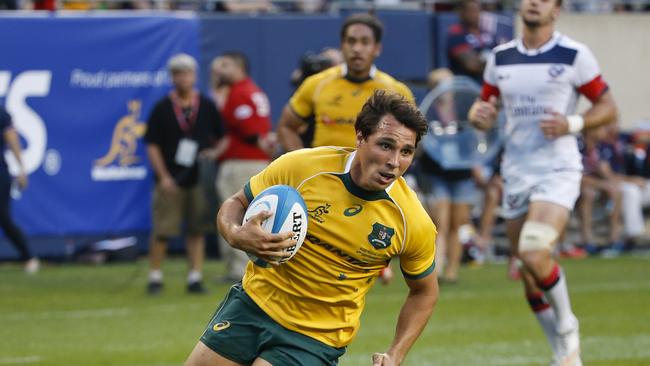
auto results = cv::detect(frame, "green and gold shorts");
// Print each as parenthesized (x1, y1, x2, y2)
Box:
(200, 283, 346, 366)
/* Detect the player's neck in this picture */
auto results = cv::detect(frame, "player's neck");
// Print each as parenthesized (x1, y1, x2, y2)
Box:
(522, 25, 555, 50)
(174, 88, 195, 106)
(463, 21, 480, 34)
(232, 74, 247, 84)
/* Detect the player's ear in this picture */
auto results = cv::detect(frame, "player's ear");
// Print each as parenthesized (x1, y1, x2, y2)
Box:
(356, 131, 364, 148)
(374, 43, 382, 58)
(552, 6, 561, 20)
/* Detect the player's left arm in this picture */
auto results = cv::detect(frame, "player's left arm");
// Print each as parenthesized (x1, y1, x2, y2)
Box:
(374, 215, 438, 366)
(373, 272, 439, 366)
(540, 89, 617, 139)
(4, 126, 27, 190)
(541, 46, 617, 139)
(580, 89, 617, 130)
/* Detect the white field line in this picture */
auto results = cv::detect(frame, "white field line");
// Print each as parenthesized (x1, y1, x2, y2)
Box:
(367, 279, 650, 303)
(0, 356, 42, 365)
(2, 302, 205, 322)
(341, 333, 650, 365)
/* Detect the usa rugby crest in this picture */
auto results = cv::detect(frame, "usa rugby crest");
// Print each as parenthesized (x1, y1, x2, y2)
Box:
(367, 222, 394, 250)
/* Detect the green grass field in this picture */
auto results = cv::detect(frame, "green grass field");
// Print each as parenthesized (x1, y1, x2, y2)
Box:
(1, 255, 648, 366)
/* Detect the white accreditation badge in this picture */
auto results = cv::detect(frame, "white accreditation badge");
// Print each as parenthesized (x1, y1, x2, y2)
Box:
(175, 138, 199, 167)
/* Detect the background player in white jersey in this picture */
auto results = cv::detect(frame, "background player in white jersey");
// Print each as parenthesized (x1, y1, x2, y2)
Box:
(468, 0, 617, 365)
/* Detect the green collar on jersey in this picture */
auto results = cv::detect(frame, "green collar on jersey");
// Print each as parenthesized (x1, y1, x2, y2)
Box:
(336, 173, 392, 202)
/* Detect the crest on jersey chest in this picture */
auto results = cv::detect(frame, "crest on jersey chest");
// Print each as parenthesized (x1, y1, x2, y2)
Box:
(367, 222, 395, 250)
(547, 64, 567, 83)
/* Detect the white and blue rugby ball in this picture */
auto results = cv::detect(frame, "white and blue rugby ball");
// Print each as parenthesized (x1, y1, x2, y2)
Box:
(242, 185, 308, 267)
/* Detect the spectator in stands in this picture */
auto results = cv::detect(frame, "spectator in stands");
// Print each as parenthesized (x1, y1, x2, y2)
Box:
(210, 52, 274, 283)
(144, 53, 224, 295)
(0, 0, 17, 9)
(417, 68, 476, 284)
(446, 0, 498, 84)
(601, 122, 649, 253)
(577, 125, 623, 255)
(0, 106, 39, 274)
(277, 13, 414, 151)
(473, 148, 503, 261)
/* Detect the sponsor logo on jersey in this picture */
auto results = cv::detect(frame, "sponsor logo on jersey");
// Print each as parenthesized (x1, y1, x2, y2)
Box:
(212, 321, 231, 332)
(343, 204, 363, 217)
(320, 114, 355, 125)
(367, 223, 394, 250)
(91, 100, 147, 181)
(307, 234, 369, 266)
(308, 203, 331, 223)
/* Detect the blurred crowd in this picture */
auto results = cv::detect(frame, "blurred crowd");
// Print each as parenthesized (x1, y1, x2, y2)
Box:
(1, 0, 650, 13)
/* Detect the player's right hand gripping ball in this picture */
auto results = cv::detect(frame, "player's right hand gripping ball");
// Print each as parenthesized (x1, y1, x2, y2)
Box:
(242, 185, 308, 267)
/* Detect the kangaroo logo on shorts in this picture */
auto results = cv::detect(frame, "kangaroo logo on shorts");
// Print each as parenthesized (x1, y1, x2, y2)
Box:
(212, 321, 231, 332)
(367, 223, 394, 250)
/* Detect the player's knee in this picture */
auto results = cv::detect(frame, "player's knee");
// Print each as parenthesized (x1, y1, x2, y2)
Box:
(518, 221, 558, 254)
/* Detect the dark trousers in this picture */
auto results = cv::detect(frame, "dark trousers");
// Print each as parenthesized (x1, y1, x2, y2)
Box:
(0, 169, 30, 260)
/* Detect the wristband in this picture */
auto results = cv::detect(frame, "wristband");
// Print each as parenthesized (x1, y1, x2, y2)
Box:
(567, 115, 584, 134)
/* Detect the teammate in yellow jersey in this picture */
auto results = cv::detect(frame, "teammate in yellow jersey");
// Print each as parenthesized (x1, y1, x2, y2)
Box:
(277, 13, 414, 151)
(185, 91, 438, 366)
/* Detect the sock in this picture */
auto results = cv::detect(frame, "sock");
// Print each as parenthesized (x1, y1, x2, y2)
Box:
(187, 270, 202, 284)
(148, 270, 163, 283)
(527, 291, 558, 353)
(537, 263, 577, 334)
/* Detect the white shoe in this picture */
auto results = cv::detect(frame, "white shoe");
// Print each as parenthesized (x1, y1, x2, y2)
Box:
(25, 257, 40, 274)
(556, 319, 582, 366)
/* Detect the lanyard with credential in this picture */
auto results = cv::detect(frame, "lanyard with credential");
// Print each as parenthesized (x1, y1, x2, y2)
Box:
(170, 91, 200, 135)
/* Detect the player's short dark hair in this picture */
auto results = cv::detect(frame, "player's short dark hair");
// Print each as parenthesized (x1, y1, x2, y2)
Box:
(557, 0, 563, 6)
(458, 0, 479, 10)
(355, 90, 428, 146)
(222, 51, 249, 74)
(340, 13, 383, 43)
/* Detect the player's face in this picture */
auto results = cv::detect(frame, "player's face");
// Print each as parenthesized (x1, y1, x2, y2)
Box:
(520, 0, 560, 28)
(353, 114, 416, 191)
(212, 57, 237, 86)
(171, 69, 196, 94)
(341, 24, 381, 77)
(460, 1, 481, 28)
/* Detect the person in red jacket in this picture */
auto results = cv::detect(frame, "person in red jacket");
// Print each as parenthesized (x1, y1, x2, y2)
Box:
(211, 51, 275, 282)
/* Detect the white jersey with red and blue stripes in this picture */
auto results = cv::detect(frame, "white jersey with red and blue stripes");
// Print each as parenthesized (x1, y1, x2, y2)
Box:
(482, 31, 609, 177)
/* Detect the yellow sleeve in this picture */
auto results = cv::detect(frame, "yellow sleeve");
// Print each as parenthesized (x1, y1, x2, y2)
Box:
(289, 75, 318, 119)
(400, 213, 437, 280)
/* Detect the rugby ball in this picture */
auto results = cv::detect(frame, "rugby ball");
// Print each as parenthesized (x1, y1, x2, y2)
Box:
(242, 185, 308, 267)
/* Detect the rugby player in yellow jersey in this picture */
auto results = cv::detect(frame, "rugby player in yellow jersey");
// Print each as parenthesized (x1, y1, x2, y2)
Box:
(277, 13, 414, 151)
(184, 91, 438, 366)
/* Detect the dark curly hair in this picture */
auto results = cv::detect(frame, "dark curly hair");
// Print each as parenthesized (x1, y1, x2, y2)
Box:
(355, 90, 428, 146)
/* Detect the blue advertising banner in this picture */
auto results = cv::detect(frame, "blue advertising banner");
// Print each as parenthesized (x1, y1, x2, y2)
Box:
(0, 15, 200, 238)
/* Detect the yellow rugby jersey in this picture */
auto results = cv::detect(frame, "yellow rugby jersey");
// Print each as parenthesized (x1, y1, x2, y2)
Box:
(242, 147, 436, 348)
(289, 64, 415, 148)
